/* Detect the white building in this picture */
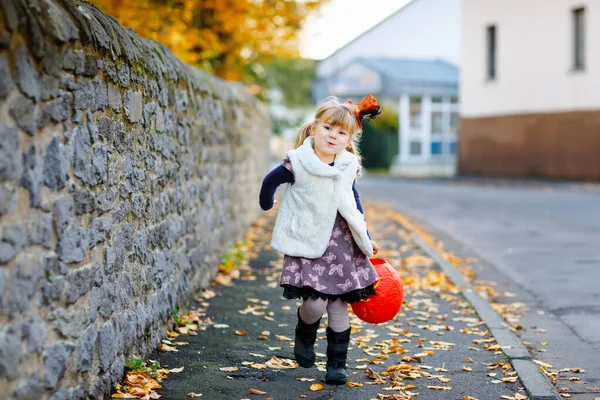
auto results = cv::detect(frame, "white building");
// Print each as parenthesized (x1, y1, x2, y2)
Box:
(313, 0, 462, 177)
(460, 0, 600, 180)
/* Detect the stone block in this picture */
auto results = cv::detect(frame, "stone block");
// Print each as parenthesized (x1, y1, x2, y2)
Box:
(21, 312, 47, 355)
(9, 93, 38, 135)
(15, 44, 42, 101)
(0, 122, 21, 182)
(74, 189, 95, 215)
(0, 325, 22, 381)
(57, 226, 88, 264)
(0, 55, 13, 99)
(43, 341, 74, 389)
(98, 321, 116, 371)
(107, 83, 122, 112)
(13, 373, 44, 400)
(65, 263, 96, 303)
(21, 144, 43, 207)
(43, 136, 69, 190)
(76, 325, 97, 372)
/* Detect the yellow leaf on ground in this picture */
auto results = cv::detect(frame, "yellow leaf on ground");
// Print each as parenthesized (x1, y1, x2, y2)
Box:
(235, 329, 248, 336)
(129, 387, 150, 396)
(275, 335, 292, 341)
(248, 388, 267, 395)
(427, 386, 452, 390)
(219, 366, 239, 372)
(169, 367, 184, 373)
(112, 394, 138, 398)
(348, 381, 363, 387)
(158, 343, 178, 352)
(296, 378, 315, 381)
(187, 392, 203, 397)
(465, 396, 480, 400)
(514, 394, 528, 400)
(533, 360, 553, 368)
(463, 366, 473, 371)
(310, 383, 324, 391)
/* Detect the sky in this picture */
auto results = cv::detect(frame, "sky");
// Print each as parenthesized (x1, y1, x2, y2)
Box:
(299, 0, 413, 60)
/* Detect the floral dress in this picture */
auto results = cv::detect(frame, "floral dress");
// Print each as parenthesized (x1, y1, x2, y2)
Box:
(279, 159, 379, 304)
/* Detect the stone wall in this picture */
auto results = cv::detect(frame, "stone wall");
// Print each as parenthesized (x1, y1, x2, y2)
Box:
(0, 1, 270, 398)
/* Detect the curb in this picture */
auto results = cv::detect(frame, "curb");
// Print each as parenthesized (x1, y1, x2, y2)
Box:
(412, 235, 561, 400)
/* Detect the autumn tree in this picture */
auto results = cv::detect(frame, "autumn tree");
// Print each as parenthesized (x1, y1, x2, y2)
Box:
(90, 0, 327, 82)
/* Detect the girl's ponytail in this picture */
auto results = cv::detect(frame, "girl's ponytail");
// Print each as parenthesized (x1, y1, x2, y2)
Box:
(294, 122, 313, 149)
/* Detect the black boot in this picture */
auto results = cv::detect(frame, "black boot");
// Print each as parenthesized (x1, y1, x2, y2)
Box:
(294, 308, 321, 368)
(325, 327, 351, 385)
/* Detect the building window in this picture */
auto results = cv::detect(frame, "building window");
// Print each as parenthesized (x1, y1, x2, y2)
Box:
(409, 97, 422, 129)
(572, 7, 585, 70)
(449, 141, 457, 155)
(431, 141, 443, 156)
(409, 141, 422, 155)
(450, 112, 459, 134)
(486, 25, 497, 80)
(431, 111, 443, 133)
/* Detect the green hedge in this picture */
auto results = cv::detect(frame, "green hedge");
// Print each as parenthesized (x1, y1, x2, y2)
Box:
(359, 108, 399, 170)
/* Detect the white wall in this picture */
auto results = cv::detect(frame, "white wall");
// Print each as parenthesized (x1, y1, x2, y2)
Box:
(461, 0, 600, 117)
(316, 0, 462, 78)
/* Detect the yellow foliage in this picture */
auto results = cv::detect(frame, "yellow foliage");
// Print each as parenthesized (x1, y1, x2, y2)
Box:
(89, 0, 328, 81)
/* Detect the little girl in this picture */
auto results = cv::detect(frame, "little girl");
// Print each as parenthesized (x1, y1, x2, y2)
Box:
(259, 95, 382, 384)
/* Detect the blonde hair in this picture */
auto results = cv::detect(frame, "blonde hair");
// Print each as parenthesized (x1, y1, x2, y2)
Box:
(294, 96, 363, 162)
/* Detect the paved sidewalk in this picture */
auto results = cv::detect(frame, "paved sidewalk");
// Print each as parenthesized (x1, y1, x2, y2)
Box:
(150, 205, 531, 400)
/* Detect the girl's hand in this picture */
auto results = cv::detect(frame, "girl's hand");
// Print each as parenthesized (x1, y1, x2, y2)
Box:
(371, 240, 379, 255)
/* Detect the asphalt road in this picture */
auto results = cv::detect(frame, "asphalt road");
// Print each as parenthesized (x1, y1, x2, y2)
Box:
(358, 176, 600, 395)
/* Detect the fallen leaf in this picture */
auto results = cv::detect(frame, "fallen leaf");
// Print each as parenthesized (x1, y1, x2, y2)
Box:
(427, 386, 452, 390)
(533, 360, 553, 368)
(296, 378, 315, 382)
(187, 393, 203, 398)
(463, 366, 473, 372)
(112, 394, 138, 398)
(465, 396, 480, 400)
(248, 388, 267, 395)
(275, 335, 292, 341)
(129, 387, 150, 396)
(514, 394, 528, 400)
(169, 367, 184, 373)
(235, 329, 248, 336)
(265, 356, 298, 369)
(310, 383, 324, 391)
(348, 381, 363, 387)
(158, 344, 178, 352)
(219, 367, 239, 372)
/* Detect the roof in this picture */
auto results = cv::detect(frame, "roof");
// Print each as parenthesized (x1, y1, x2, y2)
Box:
(356, 57, 459, 85)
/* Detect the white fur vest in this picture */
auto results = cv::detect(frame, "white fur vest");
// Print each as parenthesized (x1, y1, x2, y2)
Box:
(270, 136, 373, 259)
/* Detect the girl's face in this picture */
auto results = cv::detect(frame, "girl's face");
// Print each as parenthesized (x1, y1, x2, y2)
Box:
(311, 121, 352, 163)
